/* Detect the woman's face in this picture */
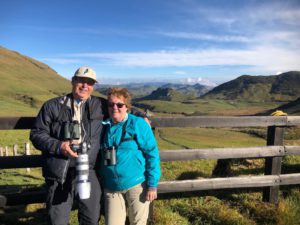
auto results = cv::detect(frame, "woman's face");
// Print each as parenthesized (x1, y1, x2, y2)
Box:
(108, 95, 128, 123)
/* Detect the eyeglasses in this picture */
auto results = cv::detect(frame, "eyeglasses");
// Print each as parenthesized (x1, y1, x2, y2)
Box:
(74, 77, 95, 86)
(108, 102, 126, 108)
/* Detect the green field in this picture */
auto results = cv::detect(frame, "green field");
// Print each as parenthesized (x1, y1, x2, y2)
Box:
(1, 126, 300, 225)
(136, 99, 285, 116)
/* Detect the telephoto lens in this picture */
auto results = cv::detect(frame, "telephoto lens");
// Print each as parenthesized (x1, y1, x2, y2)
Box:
(76, 142, 91, 199)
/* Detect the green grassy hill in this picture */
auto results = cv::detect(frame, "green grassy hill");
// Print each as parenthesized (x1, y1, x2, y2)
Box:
(259, 97, 300, 116)
(0, 46, 71, 116)
(136, 87, 192, 102)
(278, 97, 300, 115)
(203, 71, 300, 102)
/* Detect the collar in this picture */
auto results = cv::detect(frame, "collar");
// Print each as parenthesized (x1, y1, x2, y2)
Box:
(74, 99, 86, 107)
(102, 113, 128, 126)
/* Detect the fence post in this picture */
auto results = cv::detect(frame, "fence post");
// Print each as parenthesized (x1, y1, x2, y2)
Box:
(13, 144, 18, 156)
(5, 146, 9, 156)
(25, 143, 31, 173)
(263, 126, 284, 204)
(0, 194, 7, 211)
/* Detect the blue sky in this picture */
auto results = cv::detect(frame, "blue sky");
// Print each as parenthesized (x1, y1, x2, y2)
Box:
(1, 0, 300, 85)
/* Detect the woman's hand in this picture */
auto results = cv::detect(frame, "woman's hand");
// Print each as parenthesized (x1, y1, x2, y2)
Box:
(146, 189, 157, 202)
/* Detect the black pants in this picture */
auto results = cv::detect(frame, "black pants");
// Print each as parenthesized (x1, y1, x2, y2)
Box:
(45, 169, 102, 225)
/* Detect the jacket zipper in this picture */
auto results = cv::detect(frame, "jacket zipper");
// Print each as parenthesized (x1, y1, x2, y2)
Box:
(61, 159, 70, 185)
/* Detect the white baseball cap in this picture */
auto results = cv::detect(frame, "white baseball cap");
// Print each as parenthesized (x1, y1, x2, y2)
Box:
(73, 66, 97, 82)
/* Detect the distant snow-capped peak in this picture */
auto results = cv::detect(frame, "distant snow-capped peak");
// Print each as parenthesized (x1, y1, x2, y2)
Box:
(181, 77, 217, 87)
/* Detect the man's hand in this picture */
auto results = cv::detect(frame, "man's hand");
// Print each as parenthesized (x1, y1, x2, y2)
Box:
(60, 141, 78, 158)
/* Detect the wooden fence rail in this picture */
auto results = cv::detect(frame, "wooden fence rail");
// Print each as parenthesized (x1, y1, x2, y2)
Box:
(1, 116, 300, 129)
(1, 146, 300, 168)
(1, 116, 300, 207)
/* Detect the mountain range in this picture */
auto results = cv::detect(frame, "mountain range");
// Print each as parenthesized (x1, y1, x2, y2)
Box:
(1, 46, 299, 115)
(96, 82, 213, 100)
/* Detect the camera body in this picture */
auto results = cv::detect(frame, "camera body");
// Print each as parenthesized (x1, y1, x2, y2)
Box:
(104, 146, 116, 166)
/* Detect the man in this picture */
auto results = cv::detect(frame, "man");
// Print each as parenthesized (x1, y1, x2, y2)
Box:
(30, 66, 109, 225)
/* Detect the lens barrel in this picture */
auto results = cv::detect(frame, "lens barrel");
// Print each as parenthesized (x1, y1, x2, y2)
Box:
(75, 142, 90, 199)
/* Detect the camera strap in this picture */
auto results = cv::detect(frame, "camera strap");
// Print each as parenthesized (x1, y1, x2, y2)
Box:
(104, 118, 136, 150)
(84, 99, 92, 148)
(120, 119, 135, 144)
(56, 94, 73, 122)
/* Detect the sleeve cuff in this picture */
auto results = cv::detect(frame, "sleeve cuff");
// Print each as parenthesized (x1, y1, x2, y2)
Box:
(148, 186, 157, 191)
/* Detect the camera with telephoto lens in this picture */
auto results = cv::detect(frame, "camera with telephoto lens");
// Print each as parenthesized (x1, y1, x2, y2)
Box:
(63, 121, 91, 199)
(104, 146, 116, 166)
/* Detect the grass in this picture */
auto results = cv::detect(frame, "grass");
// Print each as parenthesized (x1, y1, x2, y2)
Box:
(0, 130, 32, 148)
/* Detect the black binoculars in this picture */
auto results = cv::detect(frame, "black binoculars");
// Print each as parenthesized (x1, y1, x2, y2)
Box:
(104, 146, 116, 166)
(64, 121, 80, 140)
(63, 121, 82, 152)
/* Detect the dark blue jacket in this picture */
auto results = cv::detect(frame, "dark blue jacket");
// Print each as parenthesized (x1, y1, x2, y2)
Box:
(30, 94, 108, 184)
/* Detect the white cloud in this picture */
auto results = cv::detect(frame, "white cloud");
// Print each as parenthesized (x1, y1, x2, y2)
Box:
(189, 1, 300, 30)
(65, 44, 300, 73)
(182, 77, 217, 86)
(174, 70, 187, 75)
(159, 32, 251, 43)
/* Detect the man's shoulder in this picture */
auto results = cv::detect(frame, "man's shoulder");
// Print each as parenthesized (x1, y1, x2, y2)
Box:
(43, 94, 69, 106)
(90, 95, 107, 102)
(89, 95, 109, 118)
(43, 95, 63, 105)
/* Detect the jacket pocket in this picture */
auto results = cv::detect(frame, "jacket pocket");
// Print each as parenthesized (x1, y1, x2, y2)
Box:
(43, 156, 69, 185)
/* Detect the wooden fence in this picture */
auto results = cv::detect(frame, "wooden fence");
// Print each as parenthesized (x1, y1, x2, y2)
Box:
(1, 116, 300, 207)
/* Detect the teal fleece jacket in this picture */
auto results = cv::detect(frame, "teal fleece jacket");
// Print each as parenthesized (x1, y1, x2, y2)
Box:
(100, 113, 161, 191)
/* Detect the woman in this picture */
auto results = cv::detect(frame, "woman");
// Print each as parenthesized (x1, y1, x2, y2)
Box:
(100, 87, 161, 225)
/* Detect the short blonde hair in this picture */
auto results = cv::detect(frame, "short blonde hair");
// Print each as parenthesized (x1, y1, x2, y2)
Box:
(107, 87, 132, 111)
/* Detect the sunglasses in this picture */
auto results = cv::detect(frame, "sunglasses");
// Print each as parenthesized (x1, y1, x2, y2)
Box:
(74, 77, 95, 85)
(108, 102, 126, 108)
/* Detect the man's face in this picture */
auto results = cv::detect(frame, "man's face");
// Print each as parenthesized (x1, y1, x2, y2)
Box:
(72, 77, 95, 101)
